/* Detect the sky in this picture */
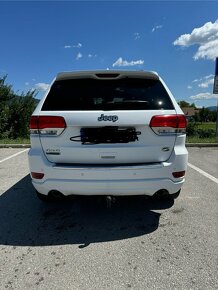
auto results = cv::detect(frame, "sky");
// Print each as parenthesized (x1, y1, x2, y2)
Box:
(1, 1, 218, 108)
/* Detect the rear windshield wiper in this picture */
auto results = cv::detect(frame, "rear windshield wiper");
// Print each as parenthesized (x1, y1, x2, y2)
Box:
(123, 100, 149, 103)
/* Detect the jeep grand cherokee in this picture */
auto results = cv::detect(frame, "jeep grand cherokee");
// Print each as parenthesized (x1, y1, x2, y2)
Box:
(28, 70, 188, 201)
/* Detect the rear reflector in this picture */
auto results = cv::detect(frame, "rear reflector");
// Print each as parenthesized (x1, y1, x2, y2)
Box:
(29, 116, 66, 136)
(31, 172, 44, 179)
(172, 171, 185, 178)
(150, 114, 186, 135)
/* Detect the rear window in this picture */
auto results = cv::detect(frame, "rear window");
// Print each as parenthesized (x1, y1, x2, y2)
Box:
(42, 78, 174, 111)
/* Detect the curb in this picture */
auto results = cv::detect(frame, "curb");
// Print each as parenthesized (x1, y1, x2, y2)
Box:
(0, 143, 218, 148)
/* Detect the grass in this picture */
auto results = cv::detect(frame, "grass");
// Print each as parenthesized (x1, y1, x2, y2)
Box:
(186, 122, 218, 143)
(193, 122, 216, 130)
(186, 136, 218, 143)
(0, 138, 30, 144)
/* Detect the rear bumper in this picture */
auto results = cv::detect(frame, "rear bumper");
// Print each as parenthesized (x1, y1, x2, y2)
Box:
(32, 178, 184, 196)
(28, 146, 188, 197)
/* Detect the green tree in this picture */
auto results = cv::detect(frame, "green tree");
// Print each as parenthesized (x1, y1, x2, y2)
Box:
(198, 107, 210, 123)
(7, 92, 37, 138)
(208, 111, 217, 122)
(0, 76, 37, 139)
(178, 100, 196, 108)
(0, 76, 15, 138)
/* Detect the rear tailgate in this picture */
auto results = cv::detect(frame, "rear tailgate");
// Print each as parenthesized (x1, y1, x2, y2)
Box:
(39, 110, 177, 164)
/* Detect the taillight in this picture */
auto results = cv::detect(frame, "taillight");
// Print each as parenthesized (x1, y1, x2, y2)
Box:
(29, 116, 38, 130)
(38, 116, 66, 129)
(29, 116, 66, 136)
(149, 115, 186, 135)
(31, 172, 45, 179)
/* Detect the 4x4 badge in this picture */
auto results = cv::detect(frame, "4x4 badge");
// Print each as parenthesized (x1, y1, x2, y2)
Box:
(98, 114, 118, 122)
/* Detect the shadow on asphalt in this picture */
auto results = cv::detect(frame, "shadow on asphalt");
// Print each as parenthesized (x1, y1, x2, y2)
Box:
(0, 175, 174, 248)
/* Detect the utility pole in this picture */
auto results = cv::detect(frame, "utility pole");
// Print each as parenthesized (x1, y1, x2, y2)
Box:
(213, 58, 218, 137)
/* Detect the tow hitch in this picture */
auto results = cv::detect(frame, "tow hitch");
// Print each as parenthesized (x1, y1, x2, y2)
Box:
(106, 196, 116, 208)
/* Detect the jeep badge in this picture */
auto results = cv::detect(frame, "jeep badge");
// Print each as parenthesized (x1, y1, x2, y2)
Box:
(98, 114, 118, 122)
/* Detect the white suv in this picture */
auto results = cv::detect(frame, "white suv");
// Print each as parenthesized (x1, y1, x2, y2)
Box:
(28, 70, 188, 201)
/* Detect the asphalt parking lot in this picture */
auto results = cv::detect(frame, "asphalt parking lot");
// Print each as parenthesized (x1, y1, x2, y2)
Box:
(0, 148, 218, 290)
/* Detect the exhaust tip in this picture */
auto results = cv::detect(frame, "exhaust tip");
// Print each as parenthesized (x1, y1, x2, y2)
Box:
(154, 189, 169, 198)
(48, 190, 64, 200)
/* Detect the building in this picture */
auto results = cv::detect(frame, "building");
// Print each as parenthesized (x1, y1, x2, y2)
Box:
(181, 107, 200, 121)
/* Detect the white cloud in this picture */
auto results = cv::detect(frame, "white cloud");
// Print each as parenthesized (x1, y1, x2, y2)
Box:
(134, 32, 140, 40)
(25, 82, 29, 86)
(73, 43, 82, 48)
(152, 25, 163, 32)
(190, 92, 218, 100)
(35, 83, 50, 91)
(88, 53, 97, 58)
(112, 57, 144, 67)
(64, 43, 82, 49)
(198, 78, 214, 88)
(205, 74, 214, 79)
(76, 52, 82, 60)
(194, 39, 218, 60)
(187, 85, 192, 89)
(191, 74, 214, 87)
(173, 19, 218, 60)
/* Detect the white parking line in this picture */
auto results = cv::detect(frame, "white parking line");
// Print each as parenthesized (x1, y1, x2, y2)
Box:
(188, 162, 218, 184)
(0, 149, 29, 164)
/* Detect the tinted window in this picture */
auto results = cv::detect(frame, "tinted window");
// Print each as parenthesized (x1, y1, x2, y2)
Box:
(42, 78, 174, 111)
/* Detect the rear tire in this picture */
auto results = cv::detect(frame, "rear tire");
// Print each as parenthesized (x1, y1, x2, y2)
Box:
(36, 190, 51, 202)
(170, 190, 181, 199)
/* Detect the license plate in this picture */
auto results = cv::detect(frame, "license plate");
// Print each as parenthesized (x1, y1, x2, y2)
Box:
(80, 127, 140, 144)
